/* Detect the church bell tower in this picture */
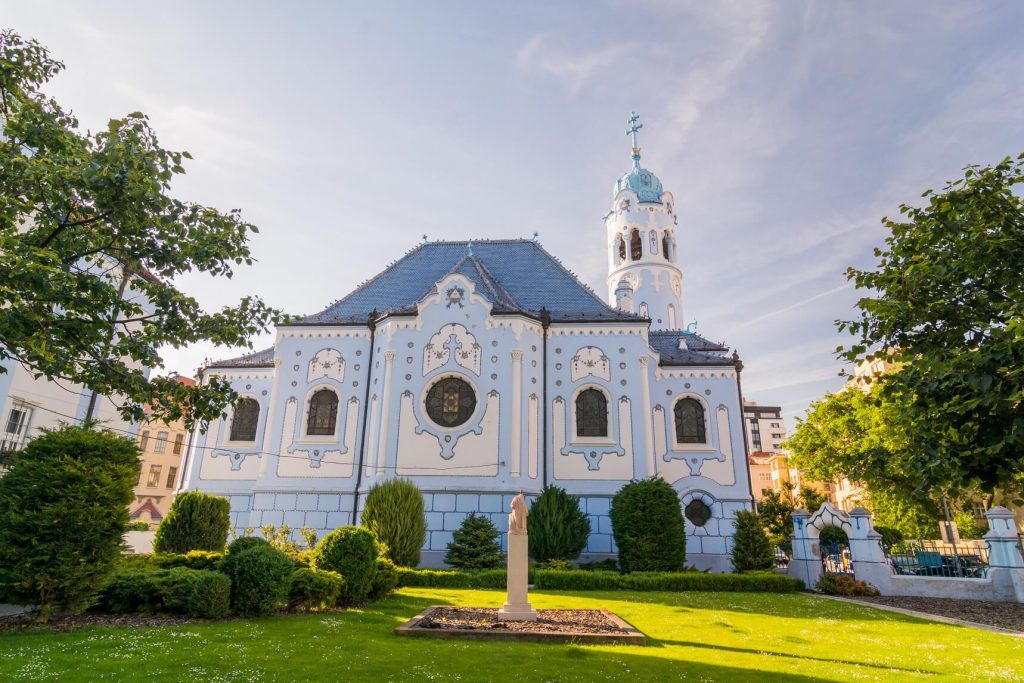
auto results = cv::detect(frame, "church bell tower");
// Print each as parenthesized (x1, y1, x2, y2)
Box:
(605, 113, 682, 331)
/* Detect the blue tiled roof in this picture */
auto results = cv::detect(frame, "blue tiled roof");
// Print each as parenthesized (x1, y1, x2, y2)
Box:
(648, 331, 733, 366)
(294, 240, 644, 324)
(208, 346, 275, 369)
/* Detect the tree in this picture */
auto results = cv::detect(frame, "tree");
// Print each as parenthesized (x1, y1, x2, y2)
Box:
(756, 483, 795, 547)
(0, 425, 138, 621)
(444, 513, 503, 570)
(609, 478, 686, 572)
(153, 490, 230, 554)
(526, 485, 591, 563)
(837, 153, 1024, 494)
(799, 485, 827, 513)
(360, 479, 427, 567)
(0, 30, 280, 428)
(731, 511, 774, 572)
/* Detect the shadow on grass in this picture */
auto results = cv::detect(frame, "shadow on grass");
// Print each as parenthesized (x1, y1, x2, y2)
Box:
(647, 637, 939, 676)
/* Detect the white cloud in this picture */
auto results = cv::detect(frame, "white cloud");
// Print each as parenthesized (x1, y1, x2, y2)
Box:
(515, 34, 636, 93)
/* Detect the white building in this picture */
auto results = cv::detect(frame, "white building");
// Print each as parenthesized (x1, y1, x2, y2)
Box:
(742, 400, 787, 454)
(182, 115, 755, 571)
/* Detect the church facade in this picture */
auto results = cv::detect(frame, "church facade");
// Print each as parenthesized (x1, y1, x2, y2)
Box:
(182, 117, 754, 571)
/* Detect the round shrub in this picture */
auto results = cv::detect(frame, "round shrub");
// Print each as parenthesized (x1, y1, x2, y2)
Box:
(220, 544, 293, 616)
(444, 513, 503, 570)
(187, 571, 231, 618)
(154, 491, 231, 554)
(527, 485, 591, 562)
(369, 556, 399, 601)
(731, 510, 774, 572)
(609, 478, 686, 572)
(226, 535, 269, 557)
(313, 527, 378, 605)
(360, 479, 427, 567)
(288, 568, 345, 611)
(0, 425, 139, 620)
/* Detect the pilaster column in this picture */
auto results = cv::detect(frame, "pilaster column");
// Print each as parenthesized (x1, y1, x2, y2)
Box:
(510, 350, 523, 477)
(638, 356, 655, 477)
(375, 350, 395, 476)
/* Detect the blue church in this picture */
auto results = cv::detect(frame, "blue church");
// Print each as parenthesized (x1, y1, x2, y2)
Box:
(182, 116, 755, 571)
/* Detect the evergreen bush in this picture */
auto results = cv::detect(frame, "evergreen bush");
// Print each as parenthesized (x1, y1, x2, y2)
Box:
(99, 568, 231, 618)
(609, 478, 686, 572)
(220, 544, 293, 616)
(288, 568, 345, 611)
(153, 550, 224, 570)
(360, 479, 427, 567)
(731, 510, 774, 572)
(527, 486, 591, 562)
(369, 556, 399, 601)
(225, 535, 268, 557)
(153, 491, 231, 554)
(444, 513, 503, 570)
(0, 425, 139, 620)
(187, 571, 231, 618)
(313, 526, 379, 604)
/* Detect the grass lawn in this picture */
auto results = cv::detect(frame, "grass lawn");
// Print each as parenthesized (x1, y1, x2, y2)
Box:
(1, 588, 1022, 682)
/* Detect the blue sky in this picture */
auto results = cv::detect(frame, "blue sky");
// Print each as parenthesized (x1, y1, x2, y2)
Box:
(7, 1, 1024, 426)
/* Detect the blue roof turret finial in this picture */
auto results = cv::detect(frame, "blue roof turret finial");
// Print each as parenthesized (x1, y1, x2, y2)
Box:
(626, 112, 643, 168)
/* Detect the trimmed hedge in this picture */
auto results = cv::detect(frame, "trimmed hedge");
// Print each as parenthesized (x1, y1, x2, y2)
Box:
(220, 544, 294, 616)
(288, 568, 345, 611)
(610, 478, 687, 572)
(395, 567, 803, 592)
(154, 491, 231, 554)
(313, 527, 378, 605)
(98, 568, 230, 618)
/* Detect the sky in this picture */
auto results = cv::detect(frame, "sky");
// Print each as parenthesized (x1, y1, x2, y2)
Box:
(6, 1, 1024, 427)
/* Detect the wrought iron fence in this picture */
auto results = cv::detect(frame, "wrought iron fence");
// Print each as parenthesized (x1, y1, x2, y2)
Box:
(884, 540, 989, 578)
(773, 545, 790, 570)
(820, 541, 853, 576)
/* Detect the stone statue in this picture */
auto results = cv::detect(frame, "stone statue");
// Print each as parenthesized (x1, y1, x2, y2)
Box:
(499, 491, 537, 621)
(508, 492, 527, 535)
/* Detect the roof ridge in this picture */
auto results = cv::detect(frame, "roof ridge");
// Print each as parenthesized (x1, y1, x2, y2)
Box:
(469, 255, 520, 309)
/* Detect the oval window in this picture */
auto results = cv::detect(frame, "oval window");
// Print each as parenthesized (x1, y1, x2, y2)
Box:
(684, 499, 712, 527)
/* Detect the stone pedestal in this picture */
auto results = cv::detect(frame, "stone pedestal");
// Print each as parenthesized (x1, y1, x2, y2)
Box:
(498, 533, 537, 621)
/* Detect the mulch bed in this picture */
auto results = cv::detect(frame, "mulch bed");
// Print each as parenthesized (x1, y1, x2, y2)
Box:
(850, 596, 1024, 633)
(395, 606, 646, 644)
(0, 611, 197, 633)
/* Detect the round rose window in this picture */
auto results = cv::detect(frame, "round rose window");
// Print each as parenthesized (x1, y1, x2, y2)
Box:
(425, 377, 477, 428)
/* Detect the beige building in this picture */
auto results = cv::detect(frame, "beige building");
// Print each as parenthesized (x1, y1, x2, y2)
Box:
(742, 400, 788, 454)
(129, 375, 196, 527)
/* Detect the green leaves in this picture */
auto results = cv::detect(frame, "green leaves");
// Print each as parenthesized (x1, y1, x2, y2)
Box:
(832, 151, 1024, 495)
(0, 30, 282, 428)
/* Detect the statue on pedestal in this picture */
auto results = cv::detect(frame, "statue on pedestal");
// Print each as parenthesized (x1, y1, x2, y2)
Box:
(498, 492, 538, 621)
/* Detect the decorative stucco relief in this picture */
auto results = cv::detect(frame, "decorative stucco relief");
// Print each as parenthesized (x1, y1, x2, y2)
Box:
(570, 346, 610, 382)
(423, 323, 481, 376)
(307, 348, 345, 384)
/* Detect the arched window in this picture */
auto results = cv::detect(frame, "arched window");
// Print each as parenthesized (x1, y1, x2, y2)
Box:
(306, 388, 339, 436)
(662, 234, 671, 261)
(229, 398, 259, 442)
(575, 388, 608, 437)
(617, 236, 626, 262)
(630, 229, 642, 260)
(674, 397, 706, 443)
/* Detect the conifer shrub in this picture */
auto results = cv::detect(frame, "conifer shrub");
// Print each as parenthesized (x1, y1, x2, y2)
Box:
(220, 544, 293, 616)
(224, 535, 268, 557)
(313, 526, 379, 604)
(99, 568, 231, 618)
(360, 479, 427, 567)
(527, 485, 591, 562)
(0, 425, 139, 620)
(609, 478, 686, 572)
(288, 568, 345, 611)
(187, 571, 231, 618)
(444, 513, 503, 570)
(731, 510, 774, 572)
(153, 550, 223, 570)
(369, 556, 399, 601)
(153, 491, 231, 554)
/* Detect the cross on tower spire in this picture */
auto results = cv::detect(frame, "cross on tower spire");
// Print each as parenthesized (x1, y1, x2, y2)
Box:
(626, 112, 643, 167)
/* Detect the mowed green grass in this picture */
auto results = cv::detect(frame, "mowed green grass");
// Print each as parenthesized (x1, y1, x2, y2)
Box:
(1, 588, 1021, 682)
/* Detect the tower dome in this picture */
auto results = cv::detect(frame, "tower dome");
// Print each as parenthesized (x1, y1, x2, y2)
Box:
(612, 112, 664, 203)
